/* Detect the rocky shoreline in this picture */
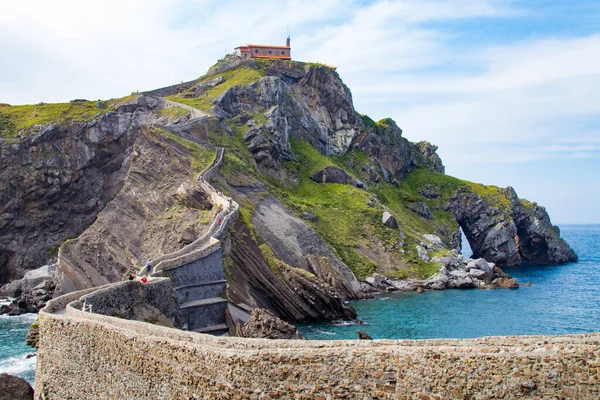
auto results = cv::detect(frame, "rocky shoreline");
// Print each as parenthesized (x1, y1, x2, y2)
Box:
(361, 254, 519, 295)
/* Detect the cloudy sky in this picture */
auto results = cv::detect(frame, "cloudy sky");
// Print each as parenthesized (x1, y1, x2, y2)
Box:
(1, 0, 599, 223)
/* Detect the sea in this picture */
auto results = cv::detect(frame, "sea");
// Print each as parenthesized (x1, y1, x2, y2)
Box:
(0, 224, 598, 384)
(297, 224, 600, 340)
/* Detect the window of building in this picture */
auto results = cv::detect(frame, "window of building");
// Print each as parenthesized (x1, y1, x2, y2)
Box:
(268, 50, 272, 54)
(281, 51, 285, 55)
(255, 50, 258, 53)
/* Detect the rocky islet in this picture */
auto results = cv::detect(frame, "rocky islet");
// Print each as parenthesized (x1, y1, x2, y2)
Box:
(0, 57, 577, 330)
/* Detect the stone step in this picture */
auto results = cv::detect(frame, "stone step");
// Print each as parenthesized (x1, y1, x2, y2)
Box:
(193, 323, 229, 336)
(176, 280, 227, 305)
(179, 298, 228, 331)
(180, 297, 228, 309)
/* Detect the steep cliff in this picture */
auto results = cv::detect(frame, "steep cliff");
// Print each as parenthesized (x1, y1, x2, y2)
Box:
(0, 57, 577, 321)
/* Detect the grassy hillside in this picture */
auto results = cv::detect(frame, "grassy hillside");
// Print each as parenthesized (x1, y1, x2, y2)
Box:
(204, 101, 512, 281)
(165, 67, 265, 113)
(0, 95, 137, 141)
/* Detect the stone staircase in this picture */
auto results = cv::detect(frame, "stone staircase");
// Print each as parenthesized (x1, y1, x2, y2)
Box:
(140, 145, 239, 335)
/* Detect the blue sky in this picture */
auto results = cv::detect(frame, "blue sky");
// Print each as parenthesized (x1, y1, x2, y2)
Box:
(1, 0, 598, 223)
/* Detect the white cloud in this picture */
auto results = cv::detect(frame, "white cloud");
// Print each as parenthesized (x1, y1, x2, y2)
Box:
(0, 0, 598, 221)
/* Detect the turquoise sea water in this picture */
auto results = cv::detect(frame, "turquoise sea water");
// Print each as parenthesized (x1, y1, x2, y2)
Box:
(0, 303, 37, 384)
(297, 224, 600, 340)
(0, 225, 598, 383)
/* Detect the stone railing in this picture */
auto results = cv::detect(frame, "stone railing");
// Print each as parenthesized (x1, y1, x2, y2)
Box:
(35, 292, 600, 399)
(141, 146, 239, 275)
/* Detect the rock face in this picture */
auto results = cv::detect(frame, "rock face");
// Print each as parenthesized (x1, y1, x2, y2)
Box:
(239, 308, 305, 339)
(447, 187, 577, 266)
(227, 213, 357, 322)
(418, 141, 445, 174)
(250, 196, 360, 300)
(54, 123, 218, 296)
(207, 59, 444, 185)
(214, 64, 362, 175)
(0, 373, 33, 400)
(226, 231, 358, 320)
(0, 96, 160, 286)
(351, 119, 445, 184)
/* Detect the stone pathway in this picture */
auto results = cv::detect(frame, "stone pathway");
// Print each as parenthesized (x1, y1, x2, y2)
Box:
(160, 97, 208, 119)
(140, 145, 238, 335)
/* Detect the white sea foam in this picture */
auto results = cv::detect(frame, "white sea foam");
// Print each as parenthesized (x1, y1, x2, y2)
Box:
(0, 354, 36, 376)
(0, 297, 14, 307)
(332, 320, 365, 326)
(0, 312, 37, 322)
(315, 330, 336, 336)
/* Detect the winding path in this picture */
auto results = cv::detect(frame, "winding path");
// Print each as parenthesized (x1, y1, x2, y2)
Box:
(140, 146, 238, 276)
(159, 97, 209, 119)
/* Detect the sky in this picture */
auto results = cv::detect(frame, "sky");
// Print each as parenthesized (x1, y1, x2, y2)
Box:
(1, 0, 599, 224)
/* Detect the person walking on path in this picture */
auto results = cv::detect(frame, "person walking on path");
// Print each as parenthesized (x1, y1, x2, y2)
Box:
(145, 260, 152, 274)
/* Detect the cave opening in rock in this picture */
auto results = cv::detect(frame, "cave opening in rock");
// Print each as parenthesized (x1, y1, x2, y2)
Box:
(459, 226, 473, 258)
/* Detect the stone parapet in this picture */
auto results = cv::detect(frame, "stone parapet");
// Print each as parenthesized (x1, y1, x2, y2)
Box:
(35, 290, 600, 399)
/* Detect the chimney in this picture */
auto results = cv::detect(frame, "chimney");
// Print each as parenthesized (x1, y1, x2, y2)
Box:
(286, 35, 290, 47)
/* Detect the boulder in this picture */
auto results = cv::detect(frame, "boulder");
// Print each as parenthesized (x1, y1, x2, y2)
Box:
(418, 184, 441, 199)
(365, 273, 391, 290)
(448, 270, 476, 289)
(301, 211, 318, 222)
(310, 166, 354, 185)
(416, 246, 429, 262)
(240, 308, 305, 340)
(381, 212, 398, 229)
(492, 277, 519, 289)
(0, 264, 55, 298)
(421, 234, 443, 249)
(179, 229, 196, 245)
(465, 258, 494, 278)
(357, 330, 373, 340)
(468, 269, 488, 280)
(407, 202, 433, 220)
(25, 322, 39, 348)
(0, 374, 33, 400)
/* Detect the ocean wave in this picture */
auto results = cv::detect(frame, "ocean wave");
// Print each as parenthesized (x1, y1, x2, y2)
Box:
(331, 320, 366, 326)
(0, 313, 37, 322)
(0, 354, 36, 376)
(315, 330, 336, 336)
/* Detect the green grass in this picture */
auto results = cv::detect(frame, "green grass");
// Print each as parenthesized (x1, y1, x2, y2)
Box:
(259, 243, 282, 277)
(0, 95, 139, 141)
(153, 128, 214, 174)
(157, 105, 190, 120)
(165, 67, 265, 113)
(276, 138, 439, 279)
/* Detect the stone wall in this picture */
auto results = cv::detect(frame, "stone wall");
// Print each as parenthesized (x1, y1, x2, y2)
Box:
(79, 279, 182, 327)
(35, 289, 600, 399)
